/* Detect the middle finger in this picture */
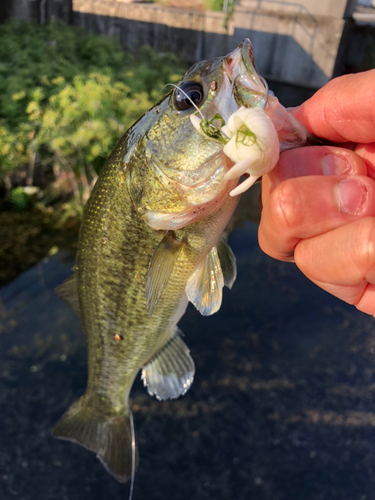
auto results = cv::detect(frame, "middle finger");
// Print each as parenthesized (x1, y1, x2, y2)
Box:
(262, 145, 368, 199)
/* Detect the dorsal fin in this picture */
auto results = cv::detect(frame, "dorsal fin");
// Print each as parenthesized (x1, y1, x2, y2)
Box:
(55, 274, 81, 318)
(185, 246, 224, 316)
(141, 328, 195, 400)
(217, 238, 237, 289)
(146, 231, 185, 315)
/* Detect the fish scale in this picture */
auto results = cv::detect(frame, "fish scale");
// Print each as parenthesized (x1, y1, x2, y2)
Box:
(78, 156, 235, 403)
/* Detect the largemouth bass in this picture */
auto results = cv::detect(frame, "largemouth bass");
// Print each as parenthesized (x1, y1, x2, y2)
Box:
(53, 39, 309, 483)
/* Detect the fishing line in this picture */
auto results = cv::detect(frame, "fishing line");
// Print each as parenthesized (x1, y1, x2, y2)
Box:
(231, 74, 238, 96)
(259, 76, 270, 109)
(128, 412, 136, 500)
(154, 84, 172, 107)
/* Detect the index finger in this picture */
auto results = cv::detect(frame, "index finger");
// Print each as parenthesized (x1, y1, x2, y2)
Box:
(292, 69, 375, 144)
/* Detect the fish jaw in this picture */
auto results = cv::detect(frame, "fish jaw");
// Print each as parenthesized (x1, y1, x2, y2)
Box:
(223, 39, 313, 158)
(141, 151, 238, 231)
(142, 176, 239, 230)
(223, 38, 268, 109)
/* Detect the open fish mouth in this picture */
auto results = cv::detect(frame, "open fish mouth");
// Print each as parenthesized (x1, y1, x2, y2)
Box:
(240, 38, 257, 76)
(223, 38, 268, 109)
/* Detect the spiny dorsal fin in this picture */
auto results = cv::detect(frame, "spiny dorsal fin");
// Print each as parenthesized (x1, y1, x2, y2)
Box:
(141, 328, 195, 400)
(217, 238, 237, 289)
(55, 274, 81, 318)
(146, 231, 185, 315)
(185, 246, 224, 316)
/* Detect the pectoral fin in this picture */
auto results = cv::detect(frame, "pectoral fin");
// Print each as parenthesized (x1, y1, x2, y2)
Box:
(186, 246, 224, 316)
(55, 274, 81, 319)
(146, 231, 185, 315)
(141, 328, 195, 400)
(217, 238, 237, 289)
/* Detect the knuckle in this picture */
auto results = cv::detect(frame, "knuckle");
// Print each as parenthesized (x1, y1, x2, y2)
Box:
(270, 180, 303, 232)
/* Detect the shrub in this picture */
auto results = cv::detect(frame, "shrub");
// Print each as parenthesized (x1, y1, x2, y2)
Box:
(0, 20, 184, 195)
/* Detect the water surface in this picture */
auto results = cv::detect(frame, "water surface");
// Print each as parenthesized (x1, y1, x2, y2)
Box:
(1, 220, 374, 500)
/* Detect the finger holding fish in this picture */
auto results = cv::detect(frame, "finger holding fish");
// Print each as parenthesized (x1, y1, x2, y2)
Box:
(259, 146, 370, 262)
(291, 70, 375, 144)
(262, 145, 369, 196)
(258, 140, 375, 315)
(294, 218, 375, 315)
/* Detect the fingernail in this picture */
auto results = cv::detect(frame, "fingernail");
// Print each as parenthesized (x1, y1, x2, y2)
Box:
(335, 178, 368, 215)
(321, 154, 351, 175)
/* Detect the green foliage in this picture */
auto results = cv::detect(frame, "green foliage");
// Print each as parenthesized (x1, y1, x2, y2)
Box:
(0, 125, 27, 175)
(8, 186, 40, 210)
(202, 0, 235, 28)
(28, 73, 150, 177)
(206, 0, 225, 11)
(10, 187, 29, 209)
(0, 19, 130, 130)
(0, 19, 184, 191)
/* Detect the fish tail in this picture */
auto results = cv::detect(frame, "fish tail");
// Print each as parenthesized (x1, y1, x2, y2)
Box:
(53, 397, 137, 484)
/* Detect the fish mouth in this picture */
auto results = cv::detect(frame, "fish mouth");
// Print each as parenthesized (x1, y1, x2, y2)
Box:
(240, 38, 257, 75)
(223, 38, 268, 109)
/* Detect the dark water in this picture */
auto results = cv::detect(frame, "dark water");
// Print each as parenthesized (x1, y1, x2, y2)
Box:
(1, 219, 375, 500)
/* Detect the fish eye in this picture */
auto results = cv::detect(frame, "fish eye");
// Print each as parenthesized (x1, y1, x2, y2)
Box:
(174, 81, 204, 111)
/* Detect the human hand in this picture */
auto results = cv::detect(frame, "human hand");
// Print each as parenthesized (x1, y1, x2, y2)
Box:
(258, 69, 375, 315)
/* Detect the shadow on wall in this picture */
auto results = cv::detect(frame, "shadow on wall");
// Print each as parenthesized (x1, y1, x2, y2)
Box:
(335, 18, 375, 75)
(232, 28, 326, 88)
(73, 11, 328, 90)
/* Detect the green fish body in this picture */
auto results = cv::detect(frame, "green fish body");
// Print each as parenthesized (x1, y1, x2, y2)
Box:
(53, 39, 304, 482)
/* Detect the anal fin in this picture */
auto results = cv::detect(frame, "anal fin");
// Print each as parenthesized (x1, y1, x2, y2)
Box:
(141, 328, 195, 401)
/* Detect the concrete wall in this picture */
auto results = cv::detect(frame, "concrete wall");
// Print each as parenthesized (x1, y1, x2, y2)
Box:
(0, 0, 360, 91)
(238, 0, 356, 19)
(232, 5, 343, 87)
(72, 0, 346, 89)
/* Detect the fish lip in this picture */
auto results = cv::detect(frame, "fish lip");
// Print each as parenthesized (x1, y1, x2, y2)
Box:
(223, 38, 268, 108)
(223, 38, 255, 81)
(240, 38, 257, 76)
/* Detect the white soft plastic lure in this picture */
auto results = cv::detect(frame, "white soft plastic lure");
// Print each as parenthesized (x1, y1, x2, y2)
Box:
(222, 107, 279, 196)
(191, 106, 279, 196)
(190, 100, 310, 197)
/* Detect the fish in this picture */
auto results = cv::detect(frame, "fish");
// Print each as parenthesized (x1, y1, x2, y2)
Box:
(53, 38, 309, 484)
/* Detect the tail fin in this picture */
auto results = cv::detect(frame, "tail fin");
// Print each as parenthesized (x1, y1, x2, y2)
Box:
(53, 397, 137, 483)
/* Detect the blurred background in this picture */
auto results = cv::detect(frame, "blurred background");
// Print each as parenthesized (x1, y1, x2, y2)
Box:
(1, 1, 375, 499)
